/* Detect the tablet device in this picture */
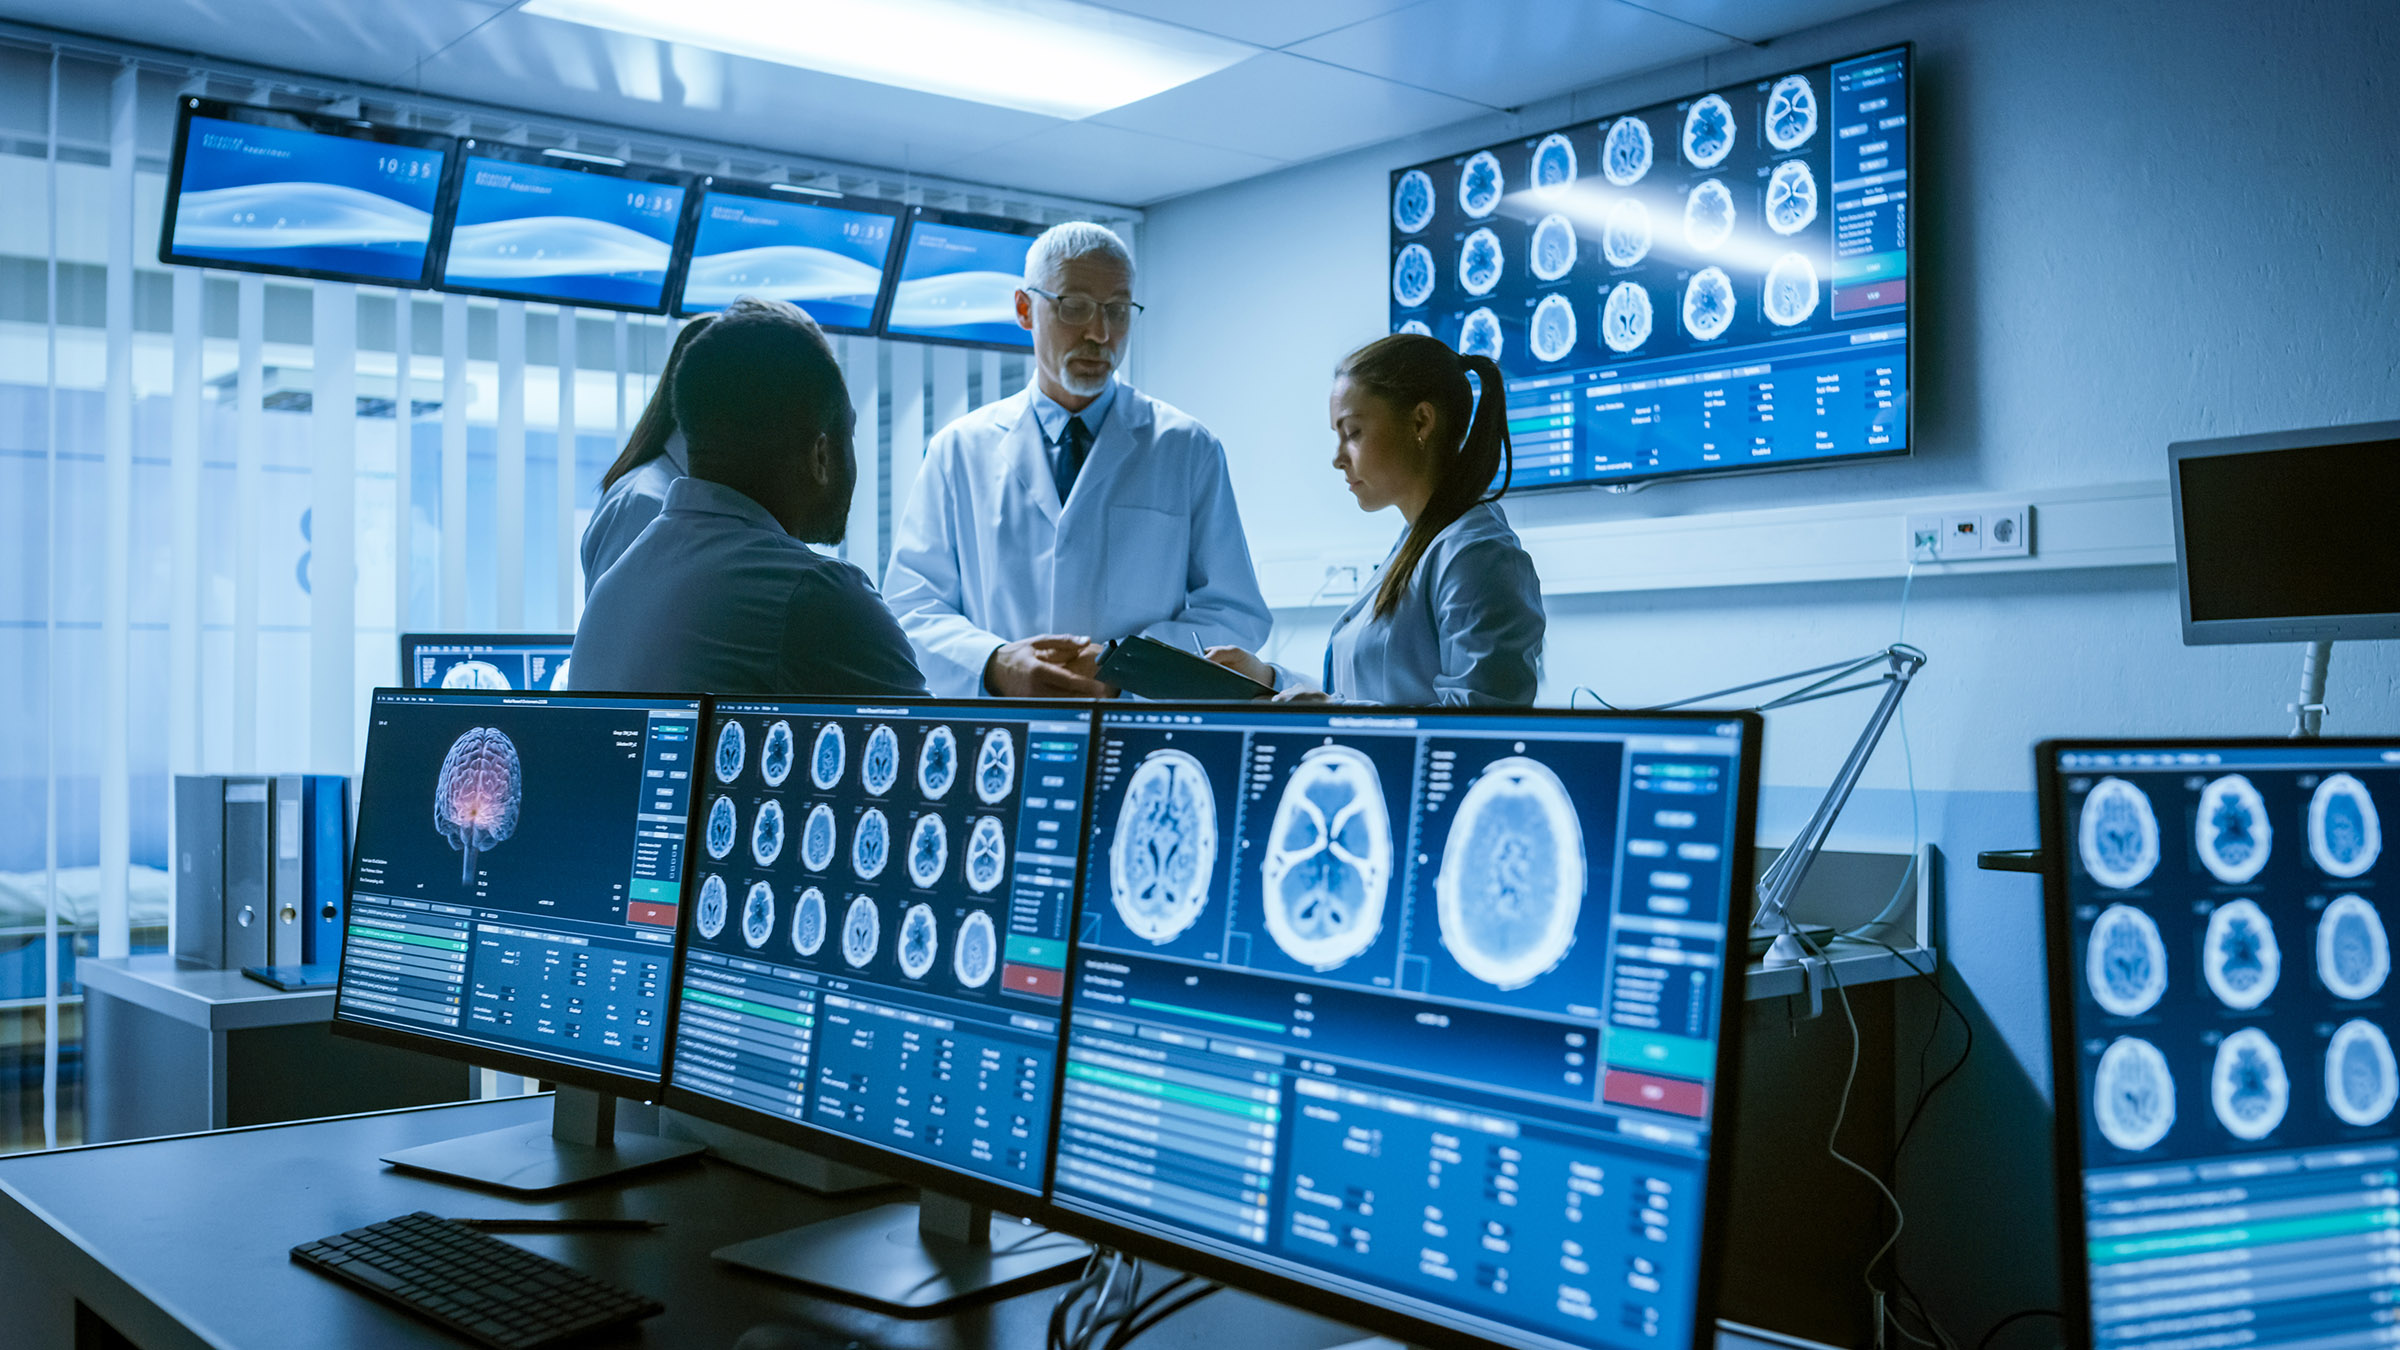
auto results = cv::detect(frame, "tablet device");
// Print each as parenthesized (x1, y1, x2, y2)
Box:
(243, 963, 341, 992)
(1096, 635, 1274, 701)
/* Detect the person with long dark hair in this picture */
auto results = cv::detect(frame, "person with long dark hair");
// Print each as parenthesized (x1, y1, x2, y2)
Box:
(577, 311, 716, 594)
(1207, 332, 1544, 705)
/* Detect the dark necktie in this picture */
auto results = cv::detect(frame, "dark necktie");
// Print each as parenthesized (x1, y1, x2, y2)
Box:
(1057, 415, 1092, 503)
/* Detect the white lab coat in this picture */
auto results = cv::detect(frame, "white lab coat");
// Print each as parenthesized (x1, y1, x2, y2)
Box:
(884, 382, 1273, 697)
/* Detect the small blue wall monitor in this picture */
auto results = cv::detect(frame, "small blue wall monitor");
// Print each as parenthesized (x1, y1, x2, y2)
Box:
(676, 179, 904, 334)
(440, 144, 691, 313)
(399, 632, 576, 692)
(1388, 45, 1913, 489)
(878, 207, 1042, 351)
(2040, 739, 2400, 1350)
(1048, 704, 1762, 1350)
(160, 97, 454, 287)
(333, 689, 706, 1093)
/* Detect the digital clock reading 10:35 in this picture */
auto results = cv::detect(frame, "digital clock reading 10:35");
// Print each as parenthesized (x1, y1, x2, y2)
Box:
(626, 192, 674, 214)
(376, 157, 436, 179)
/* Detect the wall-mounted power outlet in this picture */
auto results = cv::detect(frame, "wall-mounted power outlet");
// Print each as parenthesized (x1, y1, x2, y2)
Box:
(1322, 564, 1362, 598)
(1904, 506, 2032, 562)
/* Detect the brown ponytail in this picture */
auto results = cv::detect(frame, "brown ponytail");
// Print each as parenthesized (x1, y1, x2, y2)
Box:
(597, 312, 716, 492)
(1336, 333, 1515, 619)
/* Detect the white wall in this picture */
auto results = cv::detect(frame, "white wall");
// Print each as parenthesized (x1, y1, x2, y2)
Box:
(1136, 0, 2400, 1335)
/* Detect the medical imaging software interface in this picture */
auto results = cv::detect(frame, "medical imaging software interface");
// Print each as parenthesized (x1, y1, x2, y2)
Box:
(2054, 744, 2400, 1350)
(1388, 47, 1909, 487)
(441, 153, 687, 310)
(338, 692, 702, 1081)
(168, 104, 447, 284)
(405, 638, 574, 693)
(667, 702, 1091, 1193)
(1053, 708, 1748, 1350)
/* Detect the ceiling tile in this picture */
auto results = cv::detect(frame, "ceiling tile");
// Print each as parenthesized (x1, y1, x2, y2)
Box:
(937, 120, 1286, 207)
(1079, 0, 1426, 50)
(1092, 50, 1479, 163)
(1289, 0, 1732, 109)
(0, 0, 509, 87)
(1624, 0, 1908, 44)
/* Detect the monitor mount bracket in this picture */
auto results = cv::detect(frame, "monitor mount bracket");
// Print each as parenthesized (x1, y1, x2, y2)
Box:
(2291, 639, 2333, 739)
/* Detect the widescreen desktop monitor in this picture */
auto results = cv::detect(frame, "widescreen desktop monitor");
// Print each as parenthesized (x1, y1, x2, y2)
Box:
(1048, 704, 1761, 1350)
(878, 207, 1042, 350)
(399, 632, 575, 692)
(676, 179, 905, 334)
(1388, 45, 1912, 489)
(2171, 420, 2400, 646)
(440, 144, 691, 312)
(2040, 739, 2400, 1350)
(160, 97, 453, 287)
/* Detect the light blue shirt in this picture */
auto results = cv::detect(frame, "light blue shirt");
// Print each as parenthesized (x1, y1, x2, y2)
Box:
(579, 429, 687, 596)
(1027, 379, 1118, 493)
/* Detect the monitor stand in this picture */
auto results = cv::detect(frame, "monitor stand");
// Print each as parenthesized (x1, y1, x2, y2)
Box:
(381, 1086, 704, 1193)
(712, 1192, 1088, 1316)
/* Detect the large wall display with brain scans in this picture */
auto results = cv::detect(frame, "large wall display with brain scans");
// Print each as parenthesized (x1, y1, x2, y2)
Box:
(2040, 740, 2400, 1350)
(1387, 45, 1912, 489)
(1050, 704, 1762, 1350)
(662, 699, 1094, 1200)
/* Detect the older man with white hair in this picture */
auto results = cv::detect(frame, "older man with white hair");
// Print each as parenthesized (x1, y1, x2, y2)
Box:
(883, 221, 1271, 698)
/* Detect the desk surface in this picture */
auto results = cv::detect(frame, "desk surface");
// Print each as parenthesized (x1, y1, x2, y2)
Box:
(78, 954, 332, 1031)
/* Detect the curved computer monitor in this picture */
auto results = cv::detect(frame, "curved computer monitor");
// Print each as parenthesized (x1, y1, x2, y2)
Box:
(400, 633, 577, 692)
(1041, 703, 1763, 1350)
(2170, 419, 2400, 645)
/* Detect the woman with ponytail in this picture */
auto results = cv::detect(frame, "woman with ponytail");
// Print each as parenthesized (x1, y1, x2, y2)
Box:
(578, 310, 717, 594)
(1208, 332, 1544, 705)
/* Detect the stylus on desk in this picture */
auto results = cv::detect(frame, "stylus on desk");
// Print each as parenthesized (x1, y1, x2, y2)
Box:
(451, 1218, 664, 1233)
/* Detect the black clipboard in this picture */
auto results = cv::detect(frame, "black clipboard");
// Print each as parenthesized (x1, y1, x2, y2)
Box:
(1097, 635, 1274, 701)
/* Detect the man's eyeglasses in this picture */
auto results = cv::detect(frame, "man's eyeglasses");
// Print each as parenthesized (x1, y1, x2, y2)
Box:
(1026, 288, 1144, 328)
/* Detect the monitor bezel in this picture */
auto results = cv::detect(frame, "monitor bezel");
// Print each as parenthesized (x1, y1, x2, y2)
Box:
(2169, 419, 2400, 646)
(159, 96, 460, 289)
(874, 206, 1045, 352)
(397, 632, 578, 690)
(671, 177, 907, 332)
(328, 687, 712, 1102)
(1033, 701, 1765, 1350)
(656, 695, 1103, 1216)
(434, 141, 697, 316)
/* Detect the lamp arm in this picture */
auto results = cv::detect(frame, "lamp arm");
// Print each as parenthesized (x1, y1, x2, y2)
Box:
(1753, 645, 1926, 937)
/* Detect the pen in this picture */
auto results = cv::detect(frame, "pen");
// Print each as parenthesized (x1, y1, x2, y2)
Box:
(451, 1218, 664, 1233)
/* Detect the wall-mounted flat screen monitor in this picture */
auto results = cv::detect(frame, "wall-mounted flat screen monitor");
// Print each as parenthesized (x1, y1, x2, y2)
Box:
(439, 143, 692, 312)
(674, 179, 905, 334)
(1388, 45, 1913, 490)
(159, 97, 454, 287)
(399, 632, 577, 692)
(878, 207, 1042, 350)
(2171, 420, 2400, 646)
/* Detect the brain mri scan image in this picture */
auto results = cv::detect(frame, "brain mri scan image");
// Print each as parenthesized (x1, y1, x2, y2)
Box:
(1763, 253, 1820, 327)
(954, 909, 998, 989)
(909, 814, 948, 888)
(1396, 319, 1431, 336)
(2092, 1036, 2175, 1152)
(1109, 748, 1219, 944)
(751, 798, 786, 868)
(842, 895, 879, 969)
(802, 802, 836, 872)
(1603, 116, 1653, 186)
(2078, 778, 2160, 890)
(2327, 1019, 2399, 1127)
(440, 660, 510, 690)
(1765, 74, 1819, 151)
(1392, 169, 1435, 233)
(1682, 267, 1735, 342)
(1530, 213, 1577, 282)
(742, 881, 775, 950)
(2085, 903, 2169, 1017)
(1602, 199, 1652, 270)
(1458, 308, 1503, 360)
(1458, 151, 1503, 219)
(976, 729, 1017, 804)
(2197, 775, 2273, 884)
(704, 795, 736, 861)
(1531, 133, 1577, 197)
(1529, 294, 1578, 363)
(2211, 1027, 2290, 1141)
(696, 875, 728, 940)
(898, 903, 938, 980)
(1436, 756, 1585, 990)
(918, 725, 958, 800)
(853, 807, 890, 880)
(1682, 94, 1734, 168)
(2316, 894, 2390, 1000)
(1603, 282, 1653, 354)
(812, 723, 846, 791)
(966, 815, 1008, 895)
(436, 727, 521, 883)
(2202, 898, 2281, 1010)
(714, 720, 746, 784)
(1392, 244, 1435, 309)
(793, 886, 827, 956)
(1458, 228, 1503, 298)
(1766, 160, 1818, 236)
(1683, 179, 1735, 253)
(862, 725, 901, 796)
(1260, 746, 1394, 971)
(760, 720, 794, 788)
(2310, 774, 2382, 878)
(548, 659, 570, 691)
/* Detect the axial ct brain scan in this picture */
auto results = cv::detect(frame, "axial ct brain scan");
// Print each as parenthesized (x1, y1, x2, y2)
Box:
(853, 807, 890, 880)
(1436, 756, 1585, 990)
(966, 815, 1008, 895)
(1682, 179, 1735, 252)
(802, 802, 836, 871)
(1530, 132, 1576, 196)
(743, 881, 776, 949)
(1529, 213, 1576, 282)
(1765, 74, 1819, 151)
(2310, 774, 2382, 878)
(1603, 115, 1653, 186)
(1602, 199, 1652, 269)
(715, 720, 746, 784)
(1763, 254, 1821, 327)
(842, 894, 880, 968)
(919, 725, 958, 799)
(1682, 267, 1735, 342)
(1529, 293, 1577, 363)
(1602, 282, 1653, 354)
(909, 813, 948, 888)
(1768, 161, 1819, 239)
(2092, 1036, 2175, 1152)
(1682, 94, 1734, 168)
(2085, 903, 2168, 1017)
(2202, 898, 2280, 1010)
(435, 727, 522, 883)
(1392, 169, 1435, 233)
(760, 720, 794, 788)
(1259, 745, 1393, 971)
(862, 725, 901, 796)
(1458, 307, 1503, 360)
(1396, 319, 1431, 336)
(705, 796, 737, 860)
(2212, 1027, 2290, 1141)
(696, 875, 728, 940)
(441, 660, 511, 690)
(954, 909, 997, 988)
(793, 886, 826, 956)
(2318, 894, 2390, 1000)
(2197, 774, 2273, 884)
(2077, 777, 2159, 890)
(976, 729, 1017, 804)
(898, 903, 938, 979)
(1109, 748, 1218, 944)
(812, 722, 845, 790)
(1458, 228, 1502, 297)
(1458, 150, 1502, 218)
(1392, 243, 1435, 309)
(2327, 1019, 2398, 1127)
(751, 798, 786, 867)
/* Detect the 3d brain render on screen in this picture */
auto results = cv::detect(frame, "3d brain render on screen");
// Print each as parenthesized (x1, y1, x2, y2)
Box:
(434, 726, 521, 883)
(1259, 746, 1393, 971)
(1109, 748, 1218, 943)
(1435, 756, 1586, 990)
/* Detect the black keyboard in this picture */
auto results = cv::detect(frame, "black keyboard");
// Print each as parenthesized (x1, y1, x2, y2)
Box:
(292, 1211, 662, 1348)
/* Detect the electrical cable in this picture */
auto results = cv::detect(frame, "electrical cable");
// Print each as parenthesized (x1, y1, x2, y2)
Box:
(1973, 1308, 2062, 1350)
(1106, 1278, 1223, 1350)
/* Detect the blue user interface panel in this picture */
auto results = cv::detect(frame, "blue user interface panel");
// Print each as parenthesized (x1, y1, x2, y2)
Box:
(1388, 46, 1910, 488)
(442, 152, 687, 310)
(666, 701, 1092, 1194)
(678, 188, 900, 332)
(166, 102, 448, 284)
(2049, 743, 2400, 1350)
(1053, 707, 1750, 1350)
(401, 634, 575, 693)
(337, 691, 701, 1082)
(881, 213, 1037, 350)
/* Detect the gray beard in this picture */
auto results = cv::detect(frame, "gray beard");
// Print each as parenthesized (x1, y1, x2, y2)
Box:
(1056, 356, 1115, 399)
